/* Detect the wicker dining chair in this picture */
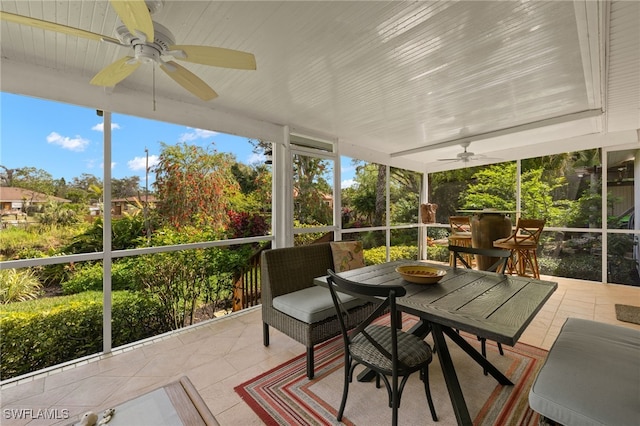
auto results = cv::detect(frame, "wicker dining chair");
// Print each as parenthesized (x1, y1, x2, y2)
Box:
(493, 218, 545, 279)
(326, 269, 438, 426)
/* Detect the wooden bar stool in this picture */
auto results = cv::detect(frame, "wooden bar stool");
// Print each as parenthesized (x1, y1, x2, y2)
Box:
(493, 218, 545, 278)
(448, 216, 473, 267)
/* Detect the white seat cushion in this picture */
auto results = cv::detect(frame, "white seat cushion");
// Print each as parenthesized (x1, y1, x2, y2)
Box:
(273, 286, 367, 324)
(529, 318, 640, 426)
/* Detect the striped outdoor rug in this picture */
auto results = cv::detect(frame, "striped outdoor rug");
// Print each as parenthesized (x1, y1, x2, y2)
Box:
(235, 315, 547, 425)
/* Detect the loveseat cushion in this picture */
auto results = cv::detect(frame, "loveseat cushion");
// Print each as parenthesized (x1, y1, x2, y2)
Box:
(272, 286, 368, 324)
(529, 318, 640, 426)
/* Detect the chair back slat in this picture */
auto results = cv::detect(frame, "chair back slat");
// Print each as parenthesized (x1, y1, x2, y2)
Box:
(448, 245, 510, 274)
(512, 218, 545, 245)
(326, 269, 404, 363)
(449, 216, 471, 234)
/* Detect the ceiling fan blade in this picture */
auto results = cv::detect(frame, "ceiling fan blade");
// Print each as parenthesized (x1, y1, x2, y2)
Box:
(0, 11, 119, 43)
(109, 0, 154, 42)
(90, 56, 140, 86)
(160, 61, 218, 101)
(169, 45, 257, 70)
(438, 158, 460, 161)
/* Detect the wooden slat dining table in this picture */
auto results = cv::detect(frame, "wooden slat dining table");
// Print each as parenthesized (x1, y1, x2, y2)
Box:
(314, 260, 557, 426)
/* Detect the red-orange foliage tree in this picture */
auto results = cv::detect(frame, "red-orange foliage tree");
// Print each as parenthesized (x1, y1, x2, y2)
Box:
(154, 142, 240, 229)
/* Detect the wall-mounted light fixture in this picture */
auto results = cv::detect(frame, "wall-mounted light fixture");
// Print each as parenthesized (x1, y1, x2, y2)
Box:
(265, 149, 273, 165)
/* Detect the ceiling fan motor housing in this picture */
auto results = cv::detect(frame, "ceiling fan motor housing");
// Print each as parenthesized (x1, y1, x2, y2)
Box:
(116, 22, 175, 61)
(132, 44, 161, 64)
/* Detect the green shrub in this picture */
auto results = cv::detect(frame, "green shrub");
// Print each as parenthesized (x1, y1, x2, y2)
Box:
(126, 227, 253, 328)
(62, 215, 149, 254)
(0, 225, 83, 261)
(0, 269, 42, 304)
(0, 291, 168, 380)
(364, 245, 419, 265)
(539, 255, 601, 281)
(427, 244, 450, 263)
(61, 260, 139, 294)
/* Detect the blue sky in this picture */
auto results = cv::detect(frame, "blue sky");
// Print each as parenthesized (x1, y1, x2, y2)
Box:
(1, 92, 356, 188)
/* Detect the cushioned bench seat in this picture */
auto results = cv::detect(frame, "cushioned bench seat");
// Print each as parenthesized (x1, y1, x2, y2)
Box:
(529, 318, 640, 426)
(273, 286, 368, 323)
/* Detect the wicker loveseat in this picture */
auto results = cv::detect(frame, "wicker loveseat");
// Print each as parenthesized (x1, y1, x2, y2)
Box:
(261, 242, 377, 379)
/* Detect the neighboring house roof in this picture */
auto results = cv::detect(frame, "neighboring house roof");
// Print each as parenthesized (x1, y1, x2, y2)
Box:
(0, 187, 70, 203)
(111, 195, 158, 204)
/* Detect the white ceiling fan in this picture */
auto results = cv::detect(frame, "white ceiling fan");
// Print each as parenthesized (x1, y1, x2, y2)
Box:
(437, 141, 501, 164)
(0, 0, 257, 101)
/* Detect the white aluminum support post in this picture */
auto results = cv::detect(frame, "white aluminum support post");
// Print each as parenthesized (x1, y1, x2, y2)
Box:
(386, 165, 391, 261)
(635, 149, 640, 274)
(601, 149, 608, 284)
(333, 144, 342, 242)
(102, 110, 112, 353)
(420, 169, 429, 260)
(273, 126, 293, 248)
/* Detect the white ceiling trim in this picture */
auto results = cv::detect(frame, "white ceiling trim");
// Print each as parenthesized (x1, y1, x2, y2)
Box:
(573, 0, 606, 107)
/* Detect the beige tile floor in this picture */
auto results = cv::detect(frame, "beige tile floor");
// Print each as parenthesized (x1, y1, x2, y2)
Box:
(1, 276, 639, 426)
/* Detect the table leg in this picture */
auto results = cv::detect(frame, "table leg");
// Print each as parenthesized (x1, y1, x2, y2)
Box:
(431, 323, 473, 426)
(441, 327, 513, 386)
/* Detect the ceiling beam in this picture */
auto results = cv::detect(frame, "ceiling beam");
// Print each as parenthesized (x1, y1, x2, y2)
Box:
(390, 109, 604, 158)
(0, 59, 285, 144)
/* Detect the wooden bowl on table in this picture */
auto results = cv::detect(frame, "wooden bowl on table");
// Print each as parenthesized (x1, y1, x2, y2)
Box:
(395, 265, 446, 284)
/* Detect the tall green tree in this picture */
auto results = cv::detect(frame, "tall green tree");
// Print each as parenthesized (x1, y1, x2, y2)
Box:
(460, 162, 571, 225)
(461, 163, 517, 211)
(348, 162, 380, 225)
(67, 174, 102, 205)
(70, 173, 102, 192)
(428, 166, 480, 222)
(390, 167, 421, 224)
(292, 154, 332, 225)
(229, 162, 271, 215)
(0, 165, 19, 187)
(8, 167, 56, 195)
(112, 176, 142, 199)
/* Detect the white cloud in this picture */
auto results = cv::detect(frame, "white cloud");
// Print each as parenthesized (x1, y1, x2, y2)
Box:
(128, 155, 159, 172)
(46, 132, 90, 152)
(341, 179, 356, 188)
(247, 152, 265, 165)
(178, 127, 218, 143)
(91, 122, 121, 132)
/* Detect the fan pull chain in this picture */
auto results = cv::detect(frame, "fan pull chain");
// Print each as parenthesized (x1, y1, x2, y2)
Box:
(152, 66, 157, 111)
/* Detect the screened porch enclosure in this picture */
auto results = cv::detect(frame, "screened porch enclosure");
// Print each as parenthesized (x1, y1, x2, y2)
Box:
(1, 0, 639, 384)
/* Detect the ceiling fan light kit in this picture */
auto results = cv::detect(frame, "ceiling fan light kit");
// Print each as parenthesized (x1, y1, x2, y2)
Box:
(0, 0, 257, 101)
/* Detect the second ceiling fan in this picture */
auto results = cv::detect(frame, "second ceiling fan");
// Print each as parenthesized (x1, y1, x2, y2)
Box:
(0, 0, 257, 101)
(438, 142, 501, 164)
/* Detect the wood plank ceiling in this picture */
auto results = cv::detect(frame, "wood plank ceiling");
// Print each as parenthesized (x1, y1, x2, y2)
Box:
(1, 1, 638, 172)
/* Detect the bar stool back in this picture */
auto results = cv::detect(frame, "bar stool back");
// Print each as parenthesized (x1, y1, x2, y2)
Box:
(493, 218, 545, 278)
(448, 216, 473, 266)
